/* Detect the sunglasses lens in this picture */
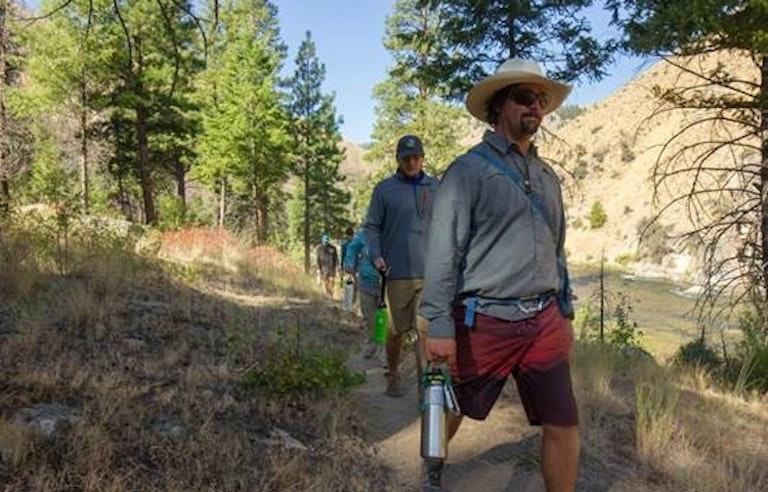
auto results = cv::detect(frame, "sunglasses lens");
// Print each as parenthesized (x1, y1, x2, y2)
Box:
(509, 90, 549, 108)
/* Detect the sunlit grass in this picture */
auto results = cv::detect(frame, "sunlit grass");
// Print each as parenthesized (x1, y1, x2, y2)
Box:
(573, 341, 768, 491)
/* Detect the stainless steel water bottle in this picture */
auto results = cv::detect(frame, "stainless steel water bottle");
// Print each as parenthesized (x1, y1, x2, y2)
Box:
(420, 368, 448, 460)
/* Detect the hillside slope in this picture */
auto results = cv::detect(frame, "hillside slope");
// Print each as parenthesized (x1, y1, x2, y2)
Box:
(540, 51, 757, 282)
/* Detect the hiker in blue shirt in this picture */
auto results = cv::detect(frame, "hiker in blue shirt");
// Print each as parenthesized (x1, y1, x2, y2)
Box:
(340, 227, 357, 311)
(364, 134, 439, 397)
(343, 228, 382, 359)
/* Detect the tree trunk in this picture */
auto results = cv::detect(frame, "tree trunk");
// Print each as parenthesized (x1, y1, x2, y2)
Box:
(80, 66, 89, 214)
(218, 176, 226, 229)
(136, 103, 156, 225)
(252, 173, 267, 245)
(174, 157, 186, 203)
(303, 159, 311, 273)
(0, 0, 7, 208)
(760, 54, 768, 328)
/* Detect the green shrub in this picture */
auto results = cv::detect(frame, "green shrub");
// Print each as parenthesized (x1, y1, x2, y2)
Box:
(588, 201, 607, 229)
(615, 252, 636, 266)
(608, 293, 644, 350)
(732, 308, 768, 393)
(243, 346, 365, 396)
(620, 142, 635, 162)
(575, 293, 646, 353)
(157, 195, 208, 231)
(573, 161, 589, 180)
(556, 104, 586, 122)
(673, 338, 721, 371)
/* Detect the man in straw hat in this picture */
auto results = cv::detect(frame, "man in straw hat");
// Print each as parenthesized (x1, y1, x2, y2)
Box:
(419, 58, 578, 491)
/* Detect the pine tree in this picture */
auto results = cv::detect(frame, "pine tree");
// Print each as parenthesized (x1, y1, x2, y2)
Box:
(194, 0, 290, 243)
(366, 0, 465, 200)
(285, 31, 350, 273)
(103, 0, 201, 225)
(20, 0, 116, 214)
(0, 0, 32, 210)
(414, 0, 616, 98)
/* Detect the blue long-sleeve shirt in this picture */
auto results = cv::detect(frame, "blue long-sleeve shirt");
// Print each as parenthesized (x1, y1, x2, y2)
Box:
(343, 230, 380, 296)
(364, 170, 439, 279)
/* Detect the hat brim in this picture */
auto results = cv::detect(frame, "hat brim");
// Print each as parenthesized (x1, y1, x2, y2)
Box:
(466, 72, 572, 122)
(397, 149, 424, 159)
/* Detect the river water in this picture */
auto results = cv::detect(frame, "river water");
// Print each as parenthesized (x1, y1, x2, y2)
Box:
(569, 266, 703, 360)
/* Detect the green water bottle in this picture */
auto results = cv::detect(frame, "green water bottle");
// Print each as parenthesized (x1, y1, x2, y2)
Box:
(373, 270, 387, 345)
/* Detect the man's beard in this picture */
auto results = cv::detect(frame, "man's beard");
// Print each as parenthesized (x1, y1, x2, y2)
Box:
(520, 115, 540, 136)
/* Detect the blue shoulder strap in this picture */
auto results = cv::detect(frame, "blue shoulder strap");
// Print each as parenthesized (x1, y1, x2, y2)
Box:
(469, 148, 552, 231)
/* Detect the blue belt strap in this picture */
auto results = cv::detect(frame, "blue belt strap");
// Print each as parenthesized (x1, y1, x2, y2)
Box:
(464, 297, 478, 328)
(462, 293, 554, 328)
(468, 147, 573, 319)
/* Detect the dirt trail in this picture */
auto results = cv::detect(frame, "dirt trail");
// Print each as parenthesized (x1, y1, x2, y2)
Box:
(348, 350, 548, 492)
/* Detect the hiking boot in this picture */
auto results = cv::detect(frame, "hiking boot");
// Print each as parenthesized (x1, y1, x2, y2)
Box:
(422, 459, 444, 491)
(385, 374, 405, 397)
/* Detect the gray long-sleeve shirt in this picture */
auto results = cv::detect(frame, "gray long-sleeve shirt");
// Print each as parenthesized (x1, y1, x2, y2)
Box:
(364, 170, 439, 279)
(419, 131, 569, 338)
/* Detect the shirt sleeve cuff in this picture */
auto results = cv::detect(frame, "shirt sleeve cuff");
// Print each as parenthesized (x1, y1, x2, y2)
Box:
(427, 316, 455, 338)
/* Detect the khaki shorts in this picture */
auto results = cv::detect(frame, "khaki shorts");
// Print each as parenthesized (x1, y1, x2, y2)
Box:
(385, 278, 428, 335)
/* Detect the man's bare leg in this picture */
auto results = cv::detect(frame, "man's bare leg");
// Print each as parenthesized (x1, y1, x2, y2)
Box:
(446, 413, 462, 441)
(541, 424, 579, 492)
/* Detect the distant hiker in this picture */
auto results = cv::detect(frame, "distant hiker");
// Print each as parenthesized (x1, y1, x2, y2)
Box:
(316, 233, 339, 300)
(364, 134, 439, 397)
(340, 226, 357, 311)
(419, 58, 579, 491)
(342, 228, 383, 359)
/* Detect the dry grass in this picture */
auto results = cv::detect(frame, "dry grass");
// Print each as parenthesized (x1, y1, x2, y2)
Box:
(2, 218, 766, 491)
(0, 220, 389, 492)
(573, 343, 768, 492)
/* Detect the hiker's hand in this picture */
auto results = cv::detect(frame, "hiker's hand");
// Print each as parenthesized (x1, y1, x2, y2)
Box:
(426, 337, 456, 368)
(373, 257, 387, 272)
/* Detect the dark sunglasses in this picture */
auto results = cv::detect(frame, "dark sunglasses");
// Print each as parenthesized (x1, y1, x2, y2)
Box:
(507, 89, 550, 108)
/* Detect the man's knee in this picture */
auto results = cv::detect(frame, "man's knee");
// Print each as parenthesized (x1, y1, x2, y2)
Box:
(542, 424, 580, 445)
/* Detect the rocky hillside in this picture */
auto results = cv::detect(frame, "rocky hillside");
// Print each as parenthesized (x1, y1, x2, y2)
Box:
(540, 51, 757, 282)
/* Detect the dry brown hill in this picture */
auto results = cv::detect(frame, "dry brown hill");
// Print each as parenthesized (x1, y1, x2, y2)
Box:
(539, 51, 757, 282)
(340, 140, 375, 181)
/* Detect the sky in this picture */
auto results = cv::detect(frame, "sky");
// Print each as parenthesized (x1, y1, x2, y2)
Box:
(273, 0, 652, 144)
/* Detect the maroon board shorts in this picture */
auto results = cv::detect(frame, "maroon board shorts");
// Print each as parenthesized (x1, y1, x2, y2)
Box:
(450, 301, 578, 426)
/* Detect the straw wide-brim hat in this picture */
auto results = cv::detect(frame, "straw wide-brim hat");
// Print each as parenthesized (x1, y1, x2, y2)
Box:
(466, 58, 572, 122)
